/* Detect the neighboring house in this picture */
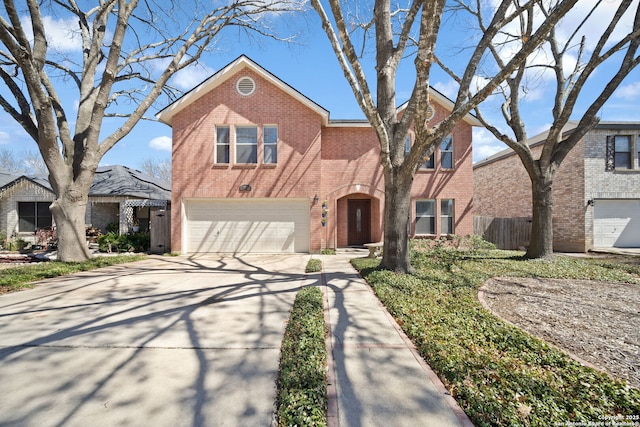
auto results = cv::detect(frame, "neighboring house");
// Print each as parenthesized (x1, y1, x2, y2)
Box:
(474, 121, 640, 252)
(157, 55, 480, 254)
(0, 165, 171, 244)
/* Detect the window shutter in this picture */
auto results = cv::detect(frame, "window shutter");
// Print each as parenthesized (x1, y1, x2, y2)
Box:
(605, 135, 615, 171)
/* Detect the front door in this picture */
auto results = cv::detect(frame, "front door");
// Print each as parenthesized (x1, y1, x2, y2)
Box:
(348, 199, 371, 246)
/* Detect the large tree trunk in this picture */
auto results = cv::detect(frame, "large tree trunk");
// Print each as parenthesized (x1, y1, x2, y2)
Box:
(526, 174, 555, 259)
(49, 186, 92, 262)
(380, 167, 414, 273)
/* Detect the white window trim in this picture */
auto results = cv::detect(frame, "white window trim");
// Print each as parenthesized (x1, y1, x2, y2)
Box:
(415, 199, 436, 236)
(235, 125, 258, 164)
(263, 125, 278, 164)
(440, 134, 454, 169)
(215, 125, 230, 164)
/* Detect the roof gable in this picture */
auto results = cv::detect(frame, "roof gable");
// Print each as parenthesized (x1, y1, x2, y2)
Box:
(396, 87, 482, 127)
(157, 55, 330, 126)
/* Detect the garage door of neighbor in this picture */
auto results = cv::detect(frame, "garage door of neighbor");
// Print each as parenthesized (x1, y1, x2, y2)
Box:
(184, 199, 310, 253)
(593, 199, 640, 248)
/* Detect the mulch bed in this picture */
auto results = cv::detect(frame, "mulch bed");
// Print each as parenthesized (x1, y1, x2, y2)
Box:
(479, 276, 639, 389)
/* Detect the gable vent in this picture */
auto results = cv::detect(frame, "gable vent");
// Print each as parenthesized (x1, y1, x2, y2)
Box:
(236, 77, 256, 96)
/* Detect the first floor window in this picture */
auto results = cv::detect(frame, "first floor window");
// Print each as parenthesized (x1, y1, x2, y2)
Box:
(236, 126, 258, 163)
(264, 125, 278, 164)
(615, 135, 632, 169)
(416, 200, 435, 235)
(441, 199, 455, 234)
(18, 202, 52, 232)
(216, 126, 230, 164)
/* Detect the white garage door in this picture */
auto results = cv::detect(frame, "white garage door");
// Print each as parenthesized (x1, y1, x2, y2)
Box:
(184, 199, 310, 253)
(593, 199, 640, 248)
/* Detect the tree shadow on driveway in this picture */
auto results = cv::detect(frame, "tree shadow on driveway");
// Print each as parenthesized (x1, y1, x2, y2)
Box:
(0, 255, 311, 427)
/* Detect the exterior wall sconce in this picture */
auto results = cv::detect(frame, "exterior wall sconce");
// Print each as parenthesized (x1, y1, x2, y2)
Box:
(313, 194, 319, 204)
(239, 184, 252, 192)
(587, 199, 595, 206)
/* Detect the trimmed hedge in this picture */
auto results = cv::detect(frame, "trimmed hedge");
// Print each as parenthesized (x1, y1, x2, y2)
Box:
(305, 258, 323, 273)
(276, 286, 327, 427)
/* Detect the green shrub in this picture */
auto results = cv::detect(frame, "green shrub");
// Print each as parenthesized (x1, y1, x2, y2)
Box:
(352, 247, 640, 427)
(97, 232, 150, 253)
(321, 248, 336, 255)
(305, 258, 323, 273)
(106, 222, 119, 233)
(276, 286, 327, 427)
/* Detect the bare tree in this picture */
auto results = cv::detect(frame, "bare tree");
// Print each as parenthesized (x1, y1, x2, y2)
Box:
(311, 0, 578, 273)
(470, 0, 640, 258)
(0, 148, 20, 174)
(0, 0, 305, 261)
(0, 148, 46, 175)
(140, 157, 172, 183)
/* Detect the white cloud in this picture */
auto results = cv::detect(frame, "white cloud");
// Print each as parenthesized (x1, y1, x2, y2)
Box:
(614, 81, 640, 100)
(0, 131, 10, 144)
(172, 64, 216, 91)
(472, 128, 507, 163)
(434, 80, 458, 100)
(149, 136, 172, 151)
(21, 15, 82, 52)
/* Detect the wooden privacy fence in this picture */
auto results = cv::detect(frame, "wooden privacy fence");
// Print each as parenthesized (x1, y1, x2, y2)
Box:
(474, 216, 532, 250)
(150, 209, 171, 254)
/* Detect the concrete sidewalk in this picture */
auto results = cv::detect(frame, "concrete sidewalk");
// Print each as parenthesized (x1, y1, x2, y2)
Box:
(318, 250, 473, 427)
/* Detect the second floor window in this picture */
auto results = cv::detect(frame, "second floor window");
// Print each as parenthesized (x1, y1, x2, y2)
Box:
(615, 135, 632, 169)
(264, 126, 278, 164)
(216, 126, 230, 164)
(405, 135, 435, 169)
(236, 126, 258, 163)
(215, 124, 278, 165)
(440, 135, 453, 169)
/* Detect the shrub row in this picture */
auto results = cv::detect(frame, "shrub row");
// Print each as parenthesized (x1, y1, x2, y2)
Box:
(276, 286, 327, 427)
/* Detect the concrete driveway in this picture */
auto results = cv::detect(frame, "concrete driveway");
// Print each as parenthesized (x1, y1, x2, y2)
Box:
(0, 255, 312, 427)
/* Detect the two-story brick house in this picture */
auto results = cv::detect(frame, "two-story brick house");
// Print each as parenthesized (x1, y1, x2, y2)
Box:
(157, 55, 479, 254)
(474, 121, 640, 252)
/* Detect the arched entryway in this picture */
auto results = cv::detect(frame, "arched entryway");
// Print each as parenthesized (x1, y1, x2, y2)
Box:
(336, 194, 381, 248)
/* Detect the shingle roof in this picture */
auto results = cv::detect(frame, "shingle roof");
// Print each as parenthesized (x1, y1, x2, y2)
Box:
(0, 165, 170, 200)
(90, 165, 171, 200)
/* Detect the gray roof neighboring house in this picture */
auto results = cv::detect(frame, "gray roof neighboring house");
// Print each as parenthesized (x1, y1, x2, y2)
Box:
(0, 165, 170, 200)
(90, 165, 171, 200)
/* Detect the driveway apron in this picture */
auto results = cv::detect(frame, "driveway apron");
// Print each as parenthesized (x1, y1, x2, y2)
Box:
(0, 255, 310, 427)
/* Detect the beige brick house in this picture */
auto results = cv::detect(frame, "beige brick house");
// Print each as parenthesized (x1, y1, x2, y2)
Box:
(157, 55, 479, 254)
(474, 121, 640, 252)
(0, 165, 170, 246)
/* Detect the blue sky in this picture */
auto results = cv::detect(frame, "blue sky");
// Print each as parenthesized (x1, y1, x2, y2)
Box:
(1, 1, 640, 170)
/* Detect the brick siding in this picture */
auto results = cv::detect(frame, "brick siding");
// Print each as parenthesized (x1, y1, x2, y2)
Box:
(170, 63, 475, 253)
(474, 125, 640, 252)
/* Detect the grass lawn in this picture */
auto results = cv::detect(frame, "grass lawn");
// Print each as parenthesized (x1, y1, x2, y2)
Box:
(351, 239, 640, 427)
(0, 254, 147, 294)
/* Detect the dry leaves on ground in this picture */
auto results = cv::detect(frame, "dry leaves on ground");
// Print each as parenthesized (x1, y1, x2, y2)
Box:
(480, 277, 639, 389)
